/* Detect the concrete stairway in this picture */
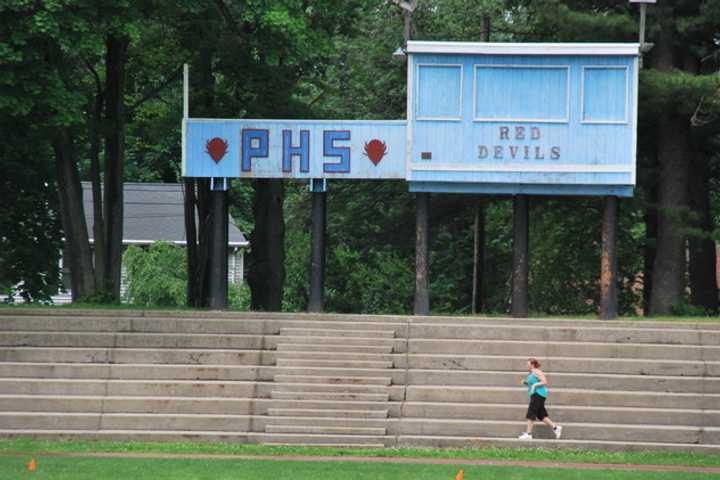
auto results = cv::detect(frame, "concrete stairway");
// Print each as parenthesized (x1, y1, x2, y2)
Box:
(262, 326, 397, 447)
(0, 309, 718, 452)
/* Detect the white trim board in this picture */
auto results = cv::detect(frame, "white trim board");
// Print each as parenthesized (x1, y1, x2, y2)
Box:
(410, 163, 633, 173)
(407, 41, 640, 56)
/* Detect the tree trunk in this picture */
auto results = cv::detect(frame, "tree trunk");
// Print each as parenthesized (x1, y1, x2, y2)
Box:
(643, 195, 657, 315)
(688, 151, 718, 313)
(648, 115, 690, 315)
(89, 82, 106, 289)
(103, 34, 129, 301)
(53, 129, 96, 300)
(248, 179, 286, 311)
(647, 7, 691, 315)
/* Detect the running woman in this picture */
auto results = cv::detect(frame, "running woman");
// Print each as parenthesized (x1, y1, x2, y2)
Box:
(518, 358, 562, 440)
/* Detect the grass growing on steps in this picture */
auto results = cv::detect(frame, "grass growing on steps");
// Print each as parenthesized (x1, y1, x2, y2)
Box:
(1, 439, 719, 467)
(2, 304, 720, 323)
(1, 456, 718, 480)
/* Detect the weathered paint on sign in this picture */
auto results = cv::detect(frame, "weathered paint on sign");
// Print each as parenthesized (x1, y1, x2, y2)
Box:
(406, 42, 639, 197)
(182, 42, 640, 197)
(183, 119, 406, 179)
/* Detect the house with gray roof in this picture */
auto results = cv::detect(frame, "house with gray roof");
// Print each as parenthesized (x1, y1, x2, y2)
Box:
(58, 182, 248, 302)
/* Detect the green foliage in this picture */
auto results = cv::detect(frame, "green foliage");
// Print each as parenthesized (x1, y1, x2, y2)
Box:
(122, 242, 186, 307)
(228, 282, 251, 311)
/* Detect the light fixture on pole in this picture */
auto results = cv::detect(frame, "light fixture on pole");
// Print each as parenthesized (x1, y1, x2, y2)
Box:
(630, 0, 656, 66)
(392, 47, 407, 62)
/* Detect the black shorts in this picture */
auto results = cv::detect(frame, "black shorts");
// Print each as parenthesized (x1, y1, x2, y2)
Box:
(526, 393, 548, 421)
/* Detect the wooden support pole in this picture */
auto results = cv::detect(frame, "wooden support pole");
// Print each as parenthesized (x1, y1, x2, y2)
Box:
(414, 192, 430, 315)
(308, 181, 327, 313)
(600, 195, 619, 319)
(208, 179, 229, 310)
(471, 199, 485, 314)
(511, 195, 529, 318)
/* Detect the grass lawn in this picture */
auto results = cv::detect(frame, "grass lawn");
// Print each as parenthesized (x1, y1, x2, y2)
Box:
(2, 439, 720, 468)
(1, 456, 719, 480)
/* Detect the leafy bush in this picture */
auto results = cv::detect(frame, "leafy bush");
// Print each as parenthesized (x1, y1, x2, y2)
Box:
(229, 282, 251, 310)
(123, 242, 187, 307)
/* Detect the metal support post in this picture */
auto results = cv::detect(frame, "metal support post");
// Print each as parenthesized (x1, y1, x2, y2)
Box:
(308, 179, 327, 313)
(209, 178, 229, 309)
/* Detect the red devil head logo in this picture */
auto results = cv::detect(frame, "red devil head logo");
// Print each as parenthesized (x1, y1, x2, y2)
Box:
(363, 139, 387, 165)
(206, 137, 229, 163)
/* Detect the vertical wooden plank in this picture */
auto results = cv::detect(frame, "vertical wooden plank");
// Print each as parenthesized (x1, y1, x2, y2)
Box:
(308, 186, 327, 313)
(600, 195, 619, 319)
(511, 195, 529, 318)
(414, 192, 430, 315)
(471, 199, 485, 314)
(208, 180, 229, 310)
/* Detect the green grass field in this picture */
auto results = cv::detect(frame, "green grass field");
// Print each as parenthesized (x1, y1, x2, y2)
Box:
(2, 438, 720, 467)
(2, 455, 720, 480)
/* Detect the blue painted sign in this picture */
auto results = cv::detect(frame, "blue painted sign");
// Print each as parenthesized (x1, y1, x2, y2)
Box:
(183, 120, 406, 179)
(406, 42, 639, 197)
(183, 42, 639, 196)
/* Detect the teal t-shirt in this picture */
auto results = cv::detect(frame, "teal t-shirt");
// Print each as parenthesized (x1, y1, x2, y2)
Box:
(526, 371, 548, 398)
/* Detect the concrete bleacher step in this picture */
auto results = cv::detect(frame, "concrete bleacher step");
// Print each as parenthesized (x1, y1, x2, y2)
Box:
(265, 425, 387, 436)
(270, 391, 390, 402)
(406, 386, 720, 409)
(0, 412, 258, 431)
(271, 383, 393, 395)
(256, 433, 390, 446)
(400, 402, 720, 426)
(2, 309, 719, 451)
(263, 416, 389, 429)
(402, 354, 720, 376)
(0, 363, 266, 381)
(275, 351, 394, 362)
(268, 408, 388, 419)
(272, 335, 401, 348)
(403, 369, 720, 393)
(279, 328, 396, 339)
(273, 374, 392, 386)
(276, 344, 393, 354)
(3, 362, 715, 394)
(408, 338, 720, 361)
(275, 359, 394, 369)
(395, 418, 720, 444)
(0, 347, 274, 366)
(0, 378, 266, 397)
(0, 394, 264, 415)
(1, 331, 269, 350)
(408, 323, 720, 345)
(0, 315, 405, 335)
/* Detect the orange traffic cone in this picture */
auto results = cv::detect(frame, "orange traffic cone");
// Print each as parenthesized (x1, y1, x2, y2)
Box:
(455, 469, 464, 480)
(27, 458, 37, 472)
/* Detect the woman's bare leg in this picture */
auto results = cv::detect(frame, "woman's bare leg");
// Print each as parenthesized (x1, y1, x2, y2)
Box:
(541, 417, 556, 429)
(526, 420, 534, 433)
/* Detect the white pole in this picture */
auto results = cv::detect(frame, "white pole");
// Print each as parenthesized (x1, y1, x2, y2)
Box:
(183, 63, 189, 118)
(181, 64, 189, 175)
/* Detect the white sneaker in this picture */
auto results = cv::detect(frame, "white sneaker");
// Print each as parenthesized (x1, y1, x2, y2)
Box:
(518, 432, 532, 441)
(553, 425, 563, 439)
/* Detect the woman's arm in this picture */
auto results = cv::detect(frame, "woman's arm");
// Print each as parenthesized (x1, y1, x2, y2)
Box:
(530, 369, 548, 391)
